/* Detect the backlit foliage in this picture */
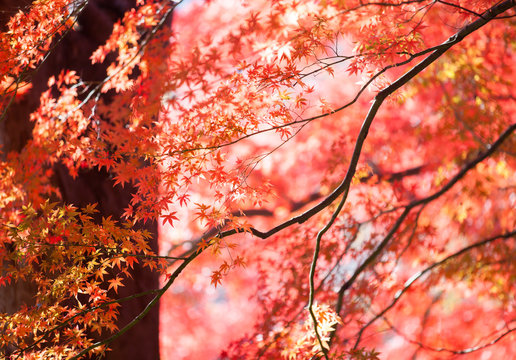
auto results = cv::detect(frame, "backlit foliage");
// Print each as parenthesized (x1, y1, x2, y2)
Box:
(1, 0, 515, 359)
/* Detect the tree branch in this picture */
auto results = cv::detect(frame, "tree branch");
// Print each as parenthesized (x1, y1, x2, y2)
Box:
(351, 229, 516, 349)
(210, 0, 516, 243)
(335, 122, 515, 317)
(383, 315, 516, 355)
(68, 246, 201, 359)
(308, 190, 349, 360)
(60, 1, 515, 357)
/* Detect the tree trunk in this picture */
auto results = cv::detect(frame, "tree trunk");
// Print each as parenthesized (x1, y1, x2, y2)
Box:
(0, 1, 160, 358)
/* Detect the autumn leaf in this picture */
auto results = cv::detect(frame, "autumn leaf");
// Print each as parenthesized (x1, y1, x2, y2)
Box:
(2, 0, 516, 359)
(161, 211, 179, 227)
(108, 276, 125, 294)
(210, 270, 223, 288)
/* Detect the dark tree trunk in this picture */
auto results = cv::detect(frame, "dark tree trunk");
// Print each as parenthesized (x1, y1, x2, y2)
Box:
(0, 1, 160, 358)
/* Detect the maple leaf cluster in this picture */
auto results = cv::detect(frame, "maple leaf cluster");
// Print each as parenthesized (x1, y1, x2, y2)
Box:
(0, 0, 515, 359)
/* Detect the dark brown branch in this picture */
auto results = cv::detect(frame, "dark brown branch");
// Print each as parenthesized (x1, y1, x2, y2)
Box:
(381, 165, 426, 182)
(351, 229, 516, 349)
(410, 291, 444, 360)
(335, 122, 515, 316)
(308, 188, 349, 360)
(393, 205, 426, 268)
(165, 30, 472, 158)
(69, 244, 201, 360)
(13, 288, 161, 358)
(328, 0, 516, 312)
(65, 1, 515, 357)
(212, 0, 516, 244)
(310, 0, 516, 350)
(166, 163, 425, 261)
(383, 315, 516, 355)
(437, 0, 484, 18)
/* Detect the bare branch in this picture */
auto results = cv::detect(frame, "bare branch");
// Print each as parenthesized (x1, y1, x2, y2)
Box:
(383, 315, 516, 355)
(335, 122, 515, 317)
(351, 229, 516, 349)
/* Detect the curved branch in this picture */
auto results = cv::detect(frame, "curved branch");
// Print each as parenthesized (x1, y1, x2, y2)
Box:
(214, 0, 516, 247)
(308, 190, 349, 360)
(13, 288, 161, 358)
(352, 229, 516, 349)
(61, 1, 515, 357)
(335, 122, 515, 315)
(69, 246, 201, 359)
